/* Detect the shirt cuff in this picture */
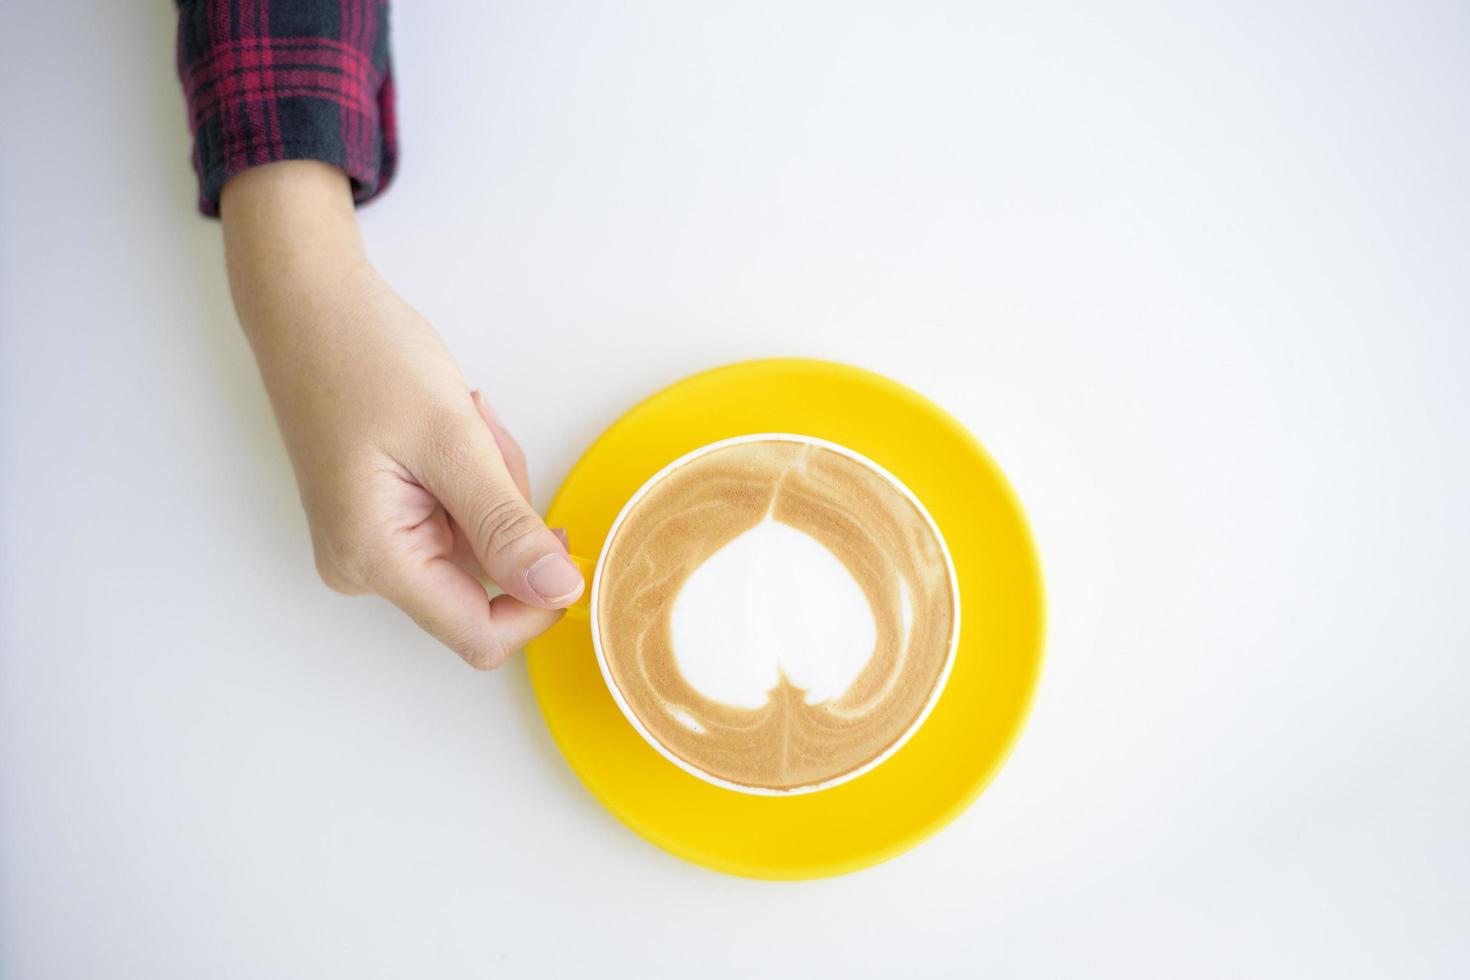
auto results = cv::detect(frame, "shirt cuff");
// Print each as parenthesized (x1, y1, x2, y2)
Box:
(175, 0, 398, 217)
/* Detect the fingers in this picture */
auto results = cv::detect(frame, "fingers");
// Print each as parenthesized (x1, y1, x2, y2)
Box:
(420, 405, 584, 610)
(372, 551, 562, 670)
(444, 513, 570, 583)
(472, 390, 531, 502)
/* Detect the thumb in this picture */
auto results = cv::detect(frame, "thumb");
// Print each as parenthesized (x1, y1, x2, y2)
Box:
(421, 411, 584, 609)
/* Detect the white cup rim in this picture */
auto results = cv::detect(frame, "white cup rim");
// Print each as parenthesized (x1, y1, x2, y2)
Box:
(589, 432, 961, 796)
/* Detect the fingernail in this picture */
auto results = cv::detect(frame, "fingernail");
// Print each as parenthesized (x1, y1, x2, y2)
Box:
(526, 553, 584, 604)
(552, 527, 570, 552)
(471, 390, 499, 423)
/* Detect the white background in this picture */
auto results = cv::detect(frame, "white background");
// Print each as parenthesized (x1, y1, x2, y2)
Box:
(2, 1, 1467, 977)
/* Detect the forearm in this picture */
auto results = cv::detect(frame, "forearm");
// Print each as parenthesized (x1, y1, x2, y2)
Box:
(219, 162, 411, 460)
(221, 161, 369, 346)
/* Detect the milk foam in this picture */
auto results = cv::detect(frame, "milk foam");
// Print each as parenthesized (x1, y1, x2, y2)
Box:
(669, 519, 877, 710)
(594, 436, 957, 792)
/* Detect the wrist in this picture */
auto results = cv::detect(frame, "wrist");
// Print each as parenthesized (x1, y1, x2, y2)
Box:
(220, 162, 374, 332)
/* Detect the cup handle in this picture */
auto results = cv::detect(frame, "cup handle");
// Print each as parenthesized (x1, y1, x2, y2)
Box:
(563, 553, 597, 620)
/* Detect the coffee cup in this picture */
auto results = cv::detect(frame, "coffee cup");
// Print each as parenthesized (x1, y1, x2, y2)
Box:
(562, 433, 960, 795)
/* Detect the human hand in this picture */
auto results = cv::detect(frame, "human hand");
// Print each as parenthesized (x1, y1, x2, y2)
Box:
(219, 161, 582, 668)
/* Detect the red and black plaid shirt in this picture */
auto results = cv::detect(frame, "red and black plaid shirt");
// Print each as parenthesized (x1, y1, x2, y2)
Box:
(175, 0, 397, 216)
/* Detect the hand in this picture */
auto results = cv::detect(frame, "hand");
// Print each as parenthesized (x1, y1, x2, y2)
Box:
(219, 161, 582, 668)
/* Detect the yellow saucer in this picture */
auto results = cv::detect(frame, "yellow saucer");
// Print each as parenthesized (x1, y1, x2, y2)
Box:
(527, 358, 1045, 879)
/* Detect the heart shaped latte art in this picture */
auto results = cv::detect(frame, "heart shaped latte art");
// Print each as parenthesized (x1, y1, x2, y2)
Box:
(596, 439, 955, 792)
(669, 519, 883, 711)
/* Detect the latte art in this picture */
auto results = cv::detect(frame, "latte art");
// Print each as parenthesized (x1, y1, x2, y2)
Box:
(595, 438, 956, 792)
(670, 519, 879, 710)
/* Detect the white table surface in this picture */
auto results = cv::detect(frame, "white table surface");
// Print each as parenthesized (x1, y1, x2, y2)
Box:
(3, 2, 1467, 977)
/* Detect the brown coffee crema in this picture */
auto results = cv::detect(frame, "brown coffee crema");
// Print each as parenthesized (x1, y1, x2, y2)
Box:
(596, 439, 955, 791)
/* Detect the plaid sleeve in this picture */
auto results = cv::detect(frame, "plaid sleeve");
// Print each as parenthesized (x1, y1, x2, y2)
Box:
(175, 0, 397, 217)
